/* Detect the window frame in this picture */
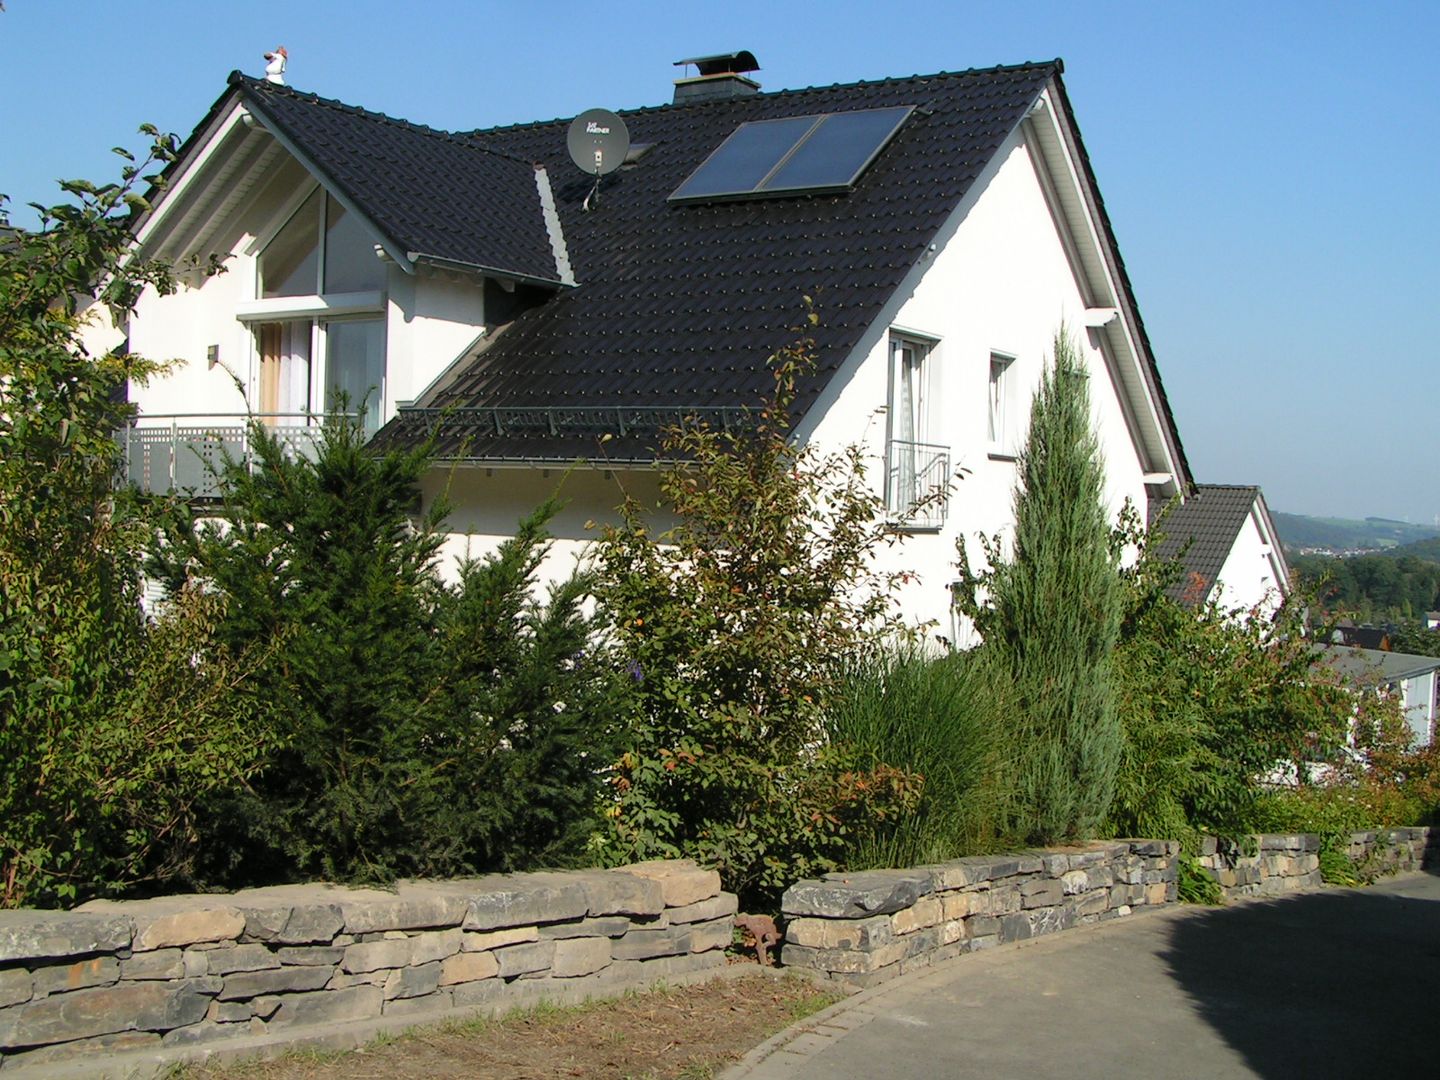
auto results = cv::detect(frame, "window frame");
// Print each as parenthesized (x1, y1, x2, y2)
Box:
(987, 350, 1017, 460)
(885, 329, 948, 530)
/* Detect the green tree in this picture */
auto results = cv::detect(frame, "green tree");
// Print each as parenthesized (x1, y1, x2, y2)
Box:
(0, 135, 270, 907)
(592, 315, 925, 904)
(150, 420, 620, 886)
(955, 330, 1123, 844)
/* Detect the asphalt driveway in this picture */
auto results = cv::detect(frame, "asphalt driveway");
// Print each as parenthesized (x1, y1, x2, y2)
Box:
(728, 871, 1440, 1079)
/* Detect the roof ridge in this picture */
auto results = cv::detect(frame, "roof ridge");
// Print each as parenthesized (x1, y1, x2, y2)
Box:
(458, 58, 1063, 138)
(229, 71, 535, 167)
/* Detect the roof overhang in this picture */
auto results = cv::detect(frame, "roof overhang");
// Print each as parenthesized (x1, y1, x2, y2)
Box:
(1021, 78, 1192, 499)
(130, 87, 414, 275)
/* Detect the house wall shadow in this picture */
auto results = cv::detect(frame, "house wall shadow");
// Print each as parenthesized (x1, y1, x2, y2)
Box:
(1160, 883, 1440, 1077)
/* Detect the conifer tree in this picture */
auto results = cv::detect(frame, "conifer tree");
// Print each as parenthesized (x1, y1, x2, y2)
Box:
(957, 331, 1123, 843)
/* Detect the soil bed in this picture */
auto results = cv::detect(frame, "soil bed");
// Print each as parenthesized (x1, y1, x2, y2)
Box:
(172, 972, 841, 1080)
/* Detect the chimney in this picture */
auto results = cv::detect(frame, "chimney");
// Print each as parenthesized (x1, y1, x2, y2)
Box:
(672, 51, 761, 104)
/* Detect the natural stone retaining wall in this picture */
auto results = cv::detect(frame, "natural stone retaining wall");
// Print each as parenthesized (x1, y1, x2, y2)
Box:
(1198, 826, 1436, 899)
(780, 840, 1180, 988)
(0, 860, 733, 1075)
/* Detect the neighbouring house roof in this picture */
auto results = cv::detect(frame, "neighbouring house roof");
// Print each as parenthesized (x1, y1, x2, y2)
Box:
(143, 61, 1191, 476)
(1152, 484, 1268, 605)
(1316, 644, 1440, 686)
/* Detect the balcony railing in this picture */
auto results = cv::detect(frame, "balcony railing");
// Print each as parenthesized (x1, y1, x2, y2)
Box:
(886, 439, 950, 529)
(117, 414, 345, 497)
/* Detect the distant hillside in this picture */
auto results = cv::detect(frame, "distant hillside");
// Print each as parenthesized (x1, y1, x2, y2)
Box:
(1272, 513, 1440, 554)
(1395, 536, 1440, 564)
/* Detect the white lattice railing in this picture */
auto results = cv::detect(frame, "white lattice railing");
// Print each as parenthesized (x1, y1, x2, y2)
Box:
(886, 439, 950, 529)
(117, 414, 340, 497)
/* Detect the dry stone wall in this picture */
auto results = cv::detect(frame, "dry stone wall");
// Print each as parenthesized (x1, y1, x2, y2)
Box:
(0, 860, 733, 1076)
(1197, 826, 1437, 900)
(780, 840, 1180, 988)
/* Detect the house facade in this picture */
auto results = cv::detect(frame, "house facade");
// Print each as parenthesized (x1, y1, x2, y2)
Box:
(1151, 484, 1290, 617)
(100, 54, 1273, 633)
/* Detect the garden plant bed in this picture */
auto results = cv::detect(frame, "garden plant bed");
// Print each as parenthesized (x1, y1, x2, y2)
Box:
(169, 972, 842, 1080)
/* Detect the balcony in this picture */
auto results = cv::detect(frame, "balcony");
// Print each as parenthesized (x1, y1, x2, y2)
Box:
(886, 439, 950, 529)
(117, 414, 339, 497)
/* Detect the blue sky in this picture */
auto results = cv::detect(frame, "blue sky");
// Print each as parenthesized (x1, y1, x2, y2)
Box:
(2, 1, 1435, 523)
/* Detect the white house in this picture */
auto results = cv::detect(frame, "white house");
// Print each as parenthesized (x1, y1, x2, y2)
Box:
(1151, 484, 1291, 617)
(104, 52, 1276, 632)
(1317, 645, 1440, 749)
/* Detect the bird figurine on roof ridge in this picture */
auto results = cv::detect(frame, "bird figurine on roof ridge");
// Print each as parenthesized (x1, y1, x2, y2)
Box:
(263, 46, 288, 85)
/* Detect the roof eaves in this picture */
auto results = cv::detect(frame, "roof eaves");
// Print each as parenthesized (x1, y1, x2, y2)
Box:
(409, 251, 568, 290)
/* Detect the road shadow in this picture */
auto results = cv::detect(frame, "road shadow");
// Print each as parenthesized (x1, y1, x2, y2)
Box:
(1160, 879, 1440, 1078)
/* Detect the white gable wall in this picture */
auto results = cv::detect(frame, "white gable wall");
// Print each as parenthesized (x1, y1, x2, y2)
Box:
(1209, 506, 1286, 617)
(805, 126, 1149, 637)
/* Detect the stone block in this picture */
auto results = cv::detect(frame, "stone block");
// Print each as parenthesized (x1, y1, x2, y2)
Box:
(268, 985, 383, 1028)
(494, 940, 555, 977)
(205, 942, 280, 976)
(120, 949, 184, 981)
(901, 926, 941, 958)
(687, 917, 734, 953)
(1032, 904, 1077, 936)
(1144, 882, 1169, 906)
(458, 876, 591, 930)
(0, 911, 132, 964)
(999, 913, 1033, 942)
(785, 914, 893, 951)
(463, 925, 539, 951)
(941, 919, 968, 945)
(0, 976, 219, 1049)
(966, 915, 1000, 937)
(783, 871, 928, 919)
(1014, 855, 1045, 874)
(275, 945, 345, 966)
(941, 893, 975, 920)
(1074, 889, 1110, 917)
(665, 893, 739, 925)
(339, 884, 469, 935)
(31, 956, 119, 997)
(1020, 881, 1064, 908)
(451, 979, 507, 1008)
(130, 907, 244, 952)
(990, 886, 1022, 915)
(384, 961, 442, 1000)
(610, 928, 686, 961)
(0, 1028, 160, 1070)
(619, 860, 722, 908)
(552, 937, 611, 977)
(1060, 870, 1090, 895)
(439, 950, 500, 985)
(577, 871, 666, 918)
(0, 966, 33, 1008)
(342, 937, 414, 974)
(217, 964, 332, 1000)
(207, 999, 253, 1023)
(409, 928, 464, 965)
(891, 896, 942, 934)
(812, 939, 907, 975)
(234, 890, 346, 944)
(539, 917, 632, 939)
(779, 943, 820, 969)
(1040, 854, 1069, 877)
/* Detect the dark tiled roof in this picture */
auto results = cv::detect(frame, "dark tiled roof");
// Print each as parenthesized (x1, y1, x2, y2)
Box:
(393, 62, 1061, 459)
(1153, 484, 1260, 605)
(231, 74, 562, 285)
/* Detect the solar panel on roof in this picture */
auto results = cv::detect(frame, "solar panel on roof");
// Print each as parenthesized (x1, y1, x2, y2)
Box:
(669, 105, 913, 203)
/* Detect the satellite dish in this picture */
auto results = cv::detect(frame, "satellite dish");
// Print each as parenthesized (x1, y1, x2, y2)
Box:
(567, 109, 631, 177)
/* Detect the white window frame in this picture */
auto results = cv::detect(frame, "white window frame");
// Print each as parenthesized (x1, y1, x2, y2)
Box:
(239, 184, 389, 425)
(886, 330, 948, 529)
(987, 350, 1016, 459)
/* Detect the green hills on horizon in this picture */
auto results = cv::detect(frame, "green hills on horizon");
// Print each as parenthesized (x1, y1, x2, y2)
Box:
(1272, 511, 1440, 556)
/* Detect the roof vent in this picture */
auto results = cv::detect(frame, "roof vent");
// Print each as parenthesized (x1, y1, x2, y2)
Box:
(673, 51, 761, 104)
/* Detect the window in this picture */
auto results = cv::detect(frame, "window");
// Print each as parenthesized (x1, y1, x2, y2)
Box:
(886, 333, 948, 528)
(251, 189, 387, 432)
(987, 352, 1015, 456)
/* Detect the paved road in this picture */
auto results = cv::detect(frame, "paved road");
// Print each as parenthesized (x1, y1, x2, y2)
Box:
(728, 872, 1440, 1079)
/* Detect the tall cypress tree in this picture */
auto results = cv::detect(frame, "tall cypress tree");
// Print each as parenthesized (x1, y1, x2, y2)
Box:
(961, 331, 1123, 844)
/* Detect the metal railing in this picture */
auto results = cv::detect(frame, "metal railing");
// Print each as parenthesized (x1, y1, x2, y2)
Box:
(886, 439, 950, 529)
(117, 413, 350, 497)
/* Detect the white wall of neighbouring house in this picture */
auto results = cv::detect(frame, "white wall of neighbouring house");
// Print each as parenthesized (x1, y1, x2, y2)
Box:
(1400, 669, 1437, 748)
(801, 126, 1153, 640)
(1210, 506, 1286, 619)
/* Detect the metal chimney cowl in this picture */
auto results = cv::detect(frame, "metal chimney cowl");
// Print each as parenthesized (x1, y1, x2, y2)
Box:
(673, 50, 761, 104)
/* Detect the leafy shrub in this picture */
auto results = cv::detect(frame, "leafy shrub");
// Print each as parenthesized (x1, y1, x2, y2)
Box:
(826, 646, 1011, 868)
(592, 320, 928, 905)
(955, 331, 1123, 845)
(151, 419, 620, 887)
(1, 135, 270, 908)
